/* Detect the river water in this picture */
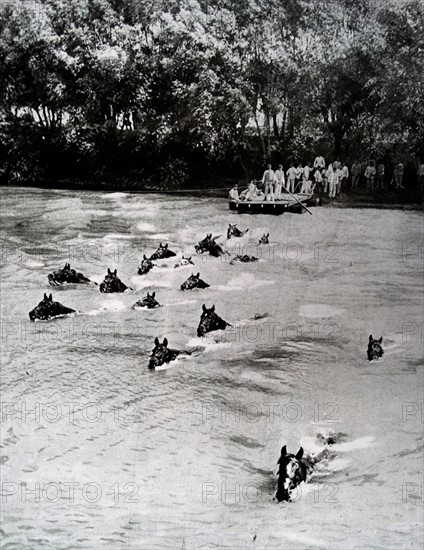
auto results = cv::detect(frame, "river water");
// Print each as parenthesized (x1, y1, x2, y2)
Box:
(1, 187, 423, 549)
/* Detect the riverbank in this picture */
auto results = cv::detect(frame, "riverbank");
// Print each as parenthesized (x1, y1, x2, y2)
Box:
(1, 178, 422, 211)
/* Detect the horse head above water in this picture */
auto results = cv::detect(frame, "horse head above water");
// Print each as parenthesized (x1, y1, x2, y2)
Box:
(197, 304, 230, 337)
(150, 243, 177, 260)
(229, 254, 259, 264)
(132, 291, 160, 309)
(148, 337, 190, 369)
(181, 272, 210, 291)
(259, 233, 270, 245)
(174, 255, 194, 268)
(227, 224, 249, 239)
(29, 293, 76, 321)
(99, 268, 129, 293)
(138, 255, 155, 275)
(195, 234, 226, 257)
(275, 446, 307, 503)
(48, 263, 93, 286)
(367, 335, 384, 361)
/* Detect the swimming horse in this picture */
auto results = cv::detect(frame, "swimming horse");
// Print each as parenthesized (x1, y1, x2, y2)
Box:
(148, 337, 191, 369)
(367, 335, 384, 361)
(197, 304, 231, 337)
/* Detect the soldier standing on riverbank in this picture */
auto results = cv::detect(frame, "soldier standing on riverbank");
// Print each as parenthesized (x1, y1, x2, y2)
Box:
(351, 161, 361, 189)
(394, 162, 404, 189)
(376, 162, 385, 189)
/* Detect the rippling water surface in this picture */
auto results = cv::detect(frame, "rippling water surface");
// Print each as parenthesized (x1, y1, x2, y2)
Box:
(1, 187, 423, 549)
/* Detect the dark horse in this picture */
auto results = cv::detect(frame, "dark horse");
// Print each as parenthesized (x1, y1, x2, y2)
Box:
(150, 243, 177, 260)
(132, 291, 160, 309)
(138, 255, 155, 275)
(181, 273, 210, 291)
(230, 254, 259, 264)
(99, 268, 129, 293)
(259, 233, 270, 245)
(48, 263, 94, 286)
(367, 335, 384, 361)
(148, 337, 191, 369)
(29, 293, 76, 321)
(275, 446, 308, 503)
(227, 224, 249, 239)
(195, 234, 226, 257)
(197, 304, 230, 337)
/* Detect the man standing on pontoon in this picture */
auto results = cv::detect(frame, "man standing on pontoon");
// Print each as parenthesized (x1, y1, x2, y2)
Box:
(274, 164, 285, 200)
(262, 164, 275, 201)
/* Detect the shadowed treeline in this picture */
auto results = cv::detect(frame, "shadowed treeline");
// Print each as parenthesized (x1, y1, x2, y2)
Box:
(0, 0, 423, 195)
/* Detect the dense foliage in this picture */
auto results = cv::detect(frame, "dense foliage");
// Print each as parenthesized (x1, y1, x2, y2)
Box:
(0, 0, 423, 190)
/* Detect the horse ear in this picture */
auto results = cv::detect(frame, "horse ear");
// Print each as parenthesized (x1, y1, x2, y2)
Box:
(108, 268, 111, 274)
(49, 294, 53, 301)
(378, 336, 383, 344)
(296, 447, 304, 460)
(163, 337, 168, 347)
(143, 254, 146, 259)
(369, 334, 373, 341)
(211, 304, 215, 312)
(278, 445, 287, 463)
(196, 272, 200, 277)
(152, 292, 155, 298)
(114, 269, 117, 275)
(44, 293, 47, 299)
(147, 292, 150, 297)
(202, 304, 206, 312)
(154, 337, 159, 346)
(165, 244, 168, 248)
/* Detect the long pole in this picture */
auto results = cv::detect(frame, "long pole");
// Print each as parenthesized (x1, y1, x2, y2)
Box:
(281, 184, 313, 215)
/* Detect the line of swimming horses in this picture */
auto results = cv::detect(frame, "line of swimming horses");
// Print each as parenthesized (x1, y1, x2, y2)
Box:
(27, 223, 384, 502)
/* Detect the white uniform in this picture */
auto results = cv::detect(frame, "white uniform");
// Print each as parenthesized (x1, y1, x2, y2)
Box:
(262, 169, 275, 201)
(229, 187, 239, 200)
(274, 168, 285, 199)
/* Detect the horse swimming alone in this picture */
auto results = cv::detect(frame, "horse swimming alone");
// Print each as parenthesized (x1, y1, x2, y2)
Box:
(99, 268, 130, 293)
(275, 446, 308, 503)
(259, 233, 270, 245)
(132, 291, 160, 309)
(48, 263, 94, 286)
(148, 337, 191, 369)
(367, 335, 384, 361)
(197, 304, 231, 337)
(227, 224, 249, 239)
(138, 255, 155, 275)
(29, 293, 76, 321)
(150, 243, 177, 260)
(181, 273, 210, 291)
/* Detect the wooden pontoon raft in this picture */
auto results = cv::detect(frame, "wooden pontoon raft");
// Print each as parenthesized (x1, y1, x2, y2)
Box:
(229, 193, 318, 215)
